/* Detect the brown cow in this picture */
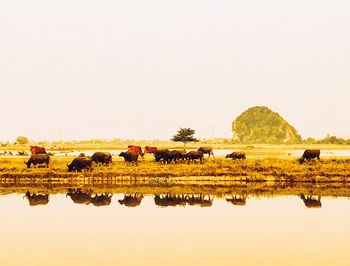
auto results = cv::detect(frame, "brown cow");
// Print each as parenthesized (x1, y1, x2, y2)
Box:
(225, 151, 246, 160)
(30, 146, 46, 154)
(144, 146, 158, 155)
(128, 145, 144, 158)
(198, 147, 214, 158)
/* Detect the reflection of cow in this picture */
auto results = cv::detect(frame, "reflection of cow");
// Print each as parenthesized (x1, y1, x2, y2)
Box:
(24, 191, 49, 206)
(30, 146, 47, 154)
(226, 194, 247, 206)
(66, 189, 112, 207)
(66, 189, 93, 205)
(154, 194, 187, 207)
(144, 146, 158, 155)
(186, 194, 213, 207)
(198, 147, 214, 158)
(300, 194, 322, 208)
(299, 150, 321, 164)
(118, 194, 144, 207)
(128, 145, 144, 158)
(91, 194, 113, 206)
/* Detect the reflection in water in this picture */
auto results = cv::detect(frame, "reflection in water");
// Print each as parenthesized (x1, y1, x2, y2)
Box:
(24, 191, 49, 206)
(226, 194, 247, 206)
(66, 188, 112, 207)
(118, 194, 144, 207)
(300, 194, 322, 208)
(154, 194, 213, 207)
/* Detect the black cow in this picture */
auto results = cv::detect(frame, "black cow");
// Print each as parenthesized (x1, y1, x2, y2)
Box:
(155, 150, 184, 164)
(119, 151, 139, 164)
(91, 152, 112, 165)
(225, 151, 246, 160)
(67, 157, 93, 172)
(24, 154, 51, 168)
(185, 151, 204, 163)
(299, 149, 321, 164)
(198, 147, 214, 158)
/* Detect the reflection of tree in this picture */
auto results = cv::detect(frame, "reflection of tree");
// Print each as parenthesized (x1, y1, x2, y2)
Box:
(118, 194, 144, 207)
(24, 191, 49, 206)
(154, 193, 213, 207)
(226, 194, 247, 206)
(66, 188, 112, 207)
(300, 194, 322, 208)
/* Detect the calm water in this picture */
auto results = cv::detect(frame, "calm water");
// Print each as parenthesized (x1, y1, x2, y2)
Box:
(1, 188, 350, 266)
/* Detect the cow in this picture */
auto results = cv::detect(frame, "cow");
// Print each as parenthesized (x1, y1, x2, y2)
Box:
(24, 154, 51, 168)
(185, 151, 204, 163)
(300, 194, 322, 208)
(144, 146, 158, 155)
(154, 150, 184, 164)
(197, 147, 214, 158)
(225, 151, 246, 160)
(24, 191, 49, 206)
(128, 145, 144, 158)
(67, 157, 93, 172)
(79, 153, 86, 157)
(91, 152, 112, 165)
(299, 149, 321, 164)
(118, 194, 144, 207)
(30, 146, 47, 154)
(119, 151, 139, 164)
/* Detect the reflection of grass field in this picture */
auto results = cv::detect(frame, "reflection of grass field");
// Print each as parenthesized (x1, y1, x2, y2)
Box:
(0, 155, 349, 182)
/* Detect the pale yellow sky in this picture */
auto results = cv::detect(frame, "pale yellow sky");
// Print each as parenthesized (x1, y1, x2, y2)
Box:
(0, 0, 349, 141)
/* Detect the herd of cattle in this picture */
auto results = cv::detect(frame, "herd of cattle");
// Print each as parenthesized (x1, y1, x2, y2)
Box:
(23, 189, 322, 208)
(22, 145, 322, 172)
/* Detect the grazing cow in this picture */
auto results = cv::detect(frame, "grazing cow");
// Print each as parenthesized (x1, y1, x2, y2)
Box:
(25, 154, 51, 168)
(119, 151, 139, 164)
(300, 194, 322, 208)
(128, 145, 144, 158)
(144, 146, 158, 155)
(67, 157, 93, 172)
(30, 146, 47, 154)
(91, 152, 112, 165)
(185, 151, 204, 163)
(24, 191, 49, 206)
(154, 150, 184, 164)
(299, 149, 321, 164)
(225, 152, 246, 160)
(198, 147, 214, 158)
(118, 194, 144, 207)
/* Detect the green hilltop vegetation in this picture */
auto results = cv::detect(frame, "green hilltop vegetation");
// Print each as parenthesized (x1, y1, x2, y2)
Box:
(232, 106, 302, 144)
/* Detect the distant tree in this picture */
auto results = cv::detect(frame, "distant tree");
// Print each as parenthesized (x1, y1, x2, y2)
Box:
(15, 136, 29, 145)
(171, 128, 199, 148)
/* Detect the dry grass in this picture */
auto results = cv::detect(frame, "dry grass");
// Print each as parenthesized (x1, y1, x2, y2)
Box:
(0, 155, 349, 182)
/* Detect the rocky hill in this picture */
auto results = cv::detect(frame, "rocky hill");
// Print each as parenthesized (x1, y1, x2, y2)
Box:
(232, 106, 302, 144)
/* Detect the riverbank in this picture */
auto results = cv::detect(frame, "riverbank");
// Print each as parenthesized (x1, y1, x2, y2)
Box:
(0, 157, 349, 182)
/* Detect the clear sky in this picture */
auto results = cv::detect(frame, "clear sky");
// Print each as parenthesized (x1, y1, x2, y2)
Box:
(0, 0, 349, 141)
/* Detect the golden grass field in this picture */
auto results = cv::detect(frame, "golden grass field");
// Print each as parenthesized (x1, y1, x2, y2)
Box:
(0, 144, 349, 182)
